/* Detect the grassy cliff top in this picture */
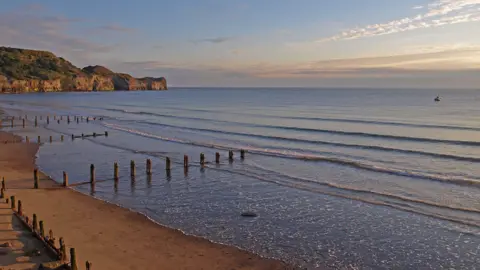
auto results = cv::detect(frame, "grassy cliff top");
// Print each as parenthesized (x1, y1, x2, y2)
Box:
(0, 47, 84, 80)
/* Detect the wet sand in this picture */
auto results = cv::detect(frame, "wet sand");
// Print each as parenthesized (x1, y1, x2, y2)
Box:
(0, 131, 295, 270)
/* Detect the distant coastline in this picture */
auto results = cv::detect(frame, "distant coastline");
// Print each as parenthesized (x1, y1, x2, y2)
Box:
(0, 46, 167, 93)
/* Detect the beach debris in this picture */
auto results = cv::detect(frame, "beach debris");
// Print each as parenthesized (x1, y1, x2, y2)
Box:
(241, 211, 258, 217)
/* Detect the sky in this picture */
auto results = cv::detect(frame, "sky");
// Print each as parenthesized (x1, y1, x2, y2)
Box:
(1, 0, 480, 88)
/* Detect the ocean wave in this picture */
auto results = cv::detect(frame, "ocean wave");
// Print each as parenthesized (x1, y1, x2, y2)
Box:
(103, 111, 480, 147)
(103, 106, 480, 132)
(107, 119, 480, 161)
(103, 122, 480, 187)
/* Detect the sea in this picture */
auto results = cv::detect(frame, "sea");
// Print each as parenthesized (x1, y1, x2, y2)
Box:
(1, 88, 480, 269)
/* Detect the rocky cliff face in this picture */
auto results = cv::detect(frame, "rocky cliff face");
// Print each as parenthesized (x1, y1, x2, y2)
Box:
(0, 47, 167, 93)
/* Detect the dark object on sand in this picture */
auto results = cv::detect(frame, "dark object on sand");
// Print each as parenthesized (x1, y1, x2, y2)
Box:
(241, 211, 258, 217)
(434, 96, 440, 102)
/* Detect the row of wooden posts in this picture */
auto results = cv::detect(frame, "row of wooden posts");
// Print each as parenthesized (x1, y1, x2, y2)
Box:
(1, 115, 102, 128)
(23, 132, 109, 144)
(32, 150, 246, 189)
(0, 179, 91, 270)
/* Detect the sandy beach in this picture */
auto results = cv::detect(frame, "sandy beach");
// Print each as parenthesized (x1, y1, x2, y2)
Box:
(0, 130, 295, 270)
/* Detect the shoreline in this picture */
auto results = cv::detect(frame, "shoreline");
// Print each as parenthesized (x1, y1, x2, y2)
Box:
(0, 130, 296, 270)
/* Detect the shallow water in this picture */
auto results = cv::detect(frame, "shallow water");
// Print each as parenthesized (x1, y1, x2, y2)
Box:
(2, 88, 480, 269)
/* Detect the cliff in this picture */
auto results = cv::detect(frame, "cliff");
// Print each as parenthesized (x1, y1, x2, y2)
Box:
(0, 47, 167, 93)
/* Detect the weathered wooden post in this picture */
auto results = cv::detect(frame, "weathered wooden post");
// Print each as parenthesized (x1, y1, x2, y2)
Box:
(166, 157, 171, 171)
(34, 117, 37, 127)
(1, 177, 5, 190)
(48, 229, 54, 245)
(61, 135, 64, 142)
(34, 169, 39, 189)
(105, 131, 109, 137)
(22, 118, 25, 128)
(130, 160, 136, 177)
(0, 188, 4, 199)
(49, 136, 52, 143)
(240, 149, 245, 159)
(17, 200, 22, 216)
(47, 116, 50, 124)
(90, 164, 95, 184)
(54, 115, 56, 120)
(67, 116, 70, 124)
(71, 134, 75, 140)
(184, 155, 189, 168)
(70, 248, 78, 270)
(39, 220, 45, 237)
(146, 159, 152, 175)
(11, 119, 14, 127)
(215, 152, 220, 164)
(59, 237, 67, 261)
(26, 136, 29, 143)
(86, 261, 92, 270)
(114, 162, 119, 181)
(10, 196, 15, 209)
(200, 153, 205, 165)
(32, 214, 38, 231)
(86, 117, 89, 123)
(229, 150, 234, 161)
(76, 117, 79, 124)
(37, 136, 41, 143)
(63, 171, 68, 187)
(81, 133, 85, 139)
(57, 119, 60, 124)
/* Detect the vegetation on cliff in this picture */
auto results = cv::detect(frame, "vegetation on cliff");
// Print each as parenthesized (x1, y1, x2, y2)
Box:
(0, 47, 167, 93)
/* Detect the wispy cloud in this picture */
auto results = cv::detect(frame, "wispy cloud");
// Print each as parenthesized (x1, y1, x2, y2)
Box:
(317, 0, 480, 42)
(191, 37, 232, 44)
(413, 5, 424, 9)
(99, 24, 136, 32)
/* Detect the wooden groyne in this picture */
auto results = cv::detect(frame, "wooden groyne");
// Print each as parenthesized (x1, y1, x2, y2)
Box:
(0, 115, 104, 128)
(0, 186, 91, 269)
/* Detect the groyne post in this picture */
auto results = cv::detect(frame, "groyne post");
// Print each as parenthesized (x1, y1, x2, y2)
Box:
(61, 135, 64, 142)
(34, 117, 37, 127)
(71, 134, 74, 141)
(48, 229, 54, 245)
(37, 136, 41, 143)
(86, 261, 92, 270)
(241, 149, 245, 159)
(90, 164, 95, 184)
(33, 214, 38, 231)
(166, 157, 171, 171)
(1, 177, 5, 190)
(200, 153, 205, 166)
(63, 171, 68, 187)
(54, 116, 56, 120)
(70, 248, 78, 270)
(10, 196, 15, 209)
(215, 152, 220, 164)
(114, 162, 119, 181)
(26, 136, 29, 143)
(105, 131, 109, 137)
(22, 118, 25, 128)
(184, 155, 189, 168)
(49, 136, 52, 143)
(67, 116, 70, 124)
(17, 200, 22, 216)
(34, 169, 39, 189)
(11, 119, 14, 128)
(76, 117, 79, 124)
(130, 160, 136, 177)
(39, 220, 45, 237)
(47, 116, 50, 124)
(0, 188, 4, 199)
(59, 237, 66, 261)
(146, 159, 152, 175)
(229, 150, 234, 162)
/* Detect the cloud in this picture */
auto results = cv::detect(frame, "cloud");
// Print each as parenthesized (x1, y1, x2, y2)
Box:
(0, 8, 121, 66)
(99, 24, 136, 32)
(317, 0, 480, 42)
(413, 5, 424, 9)
(191, 37, 232, 44)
